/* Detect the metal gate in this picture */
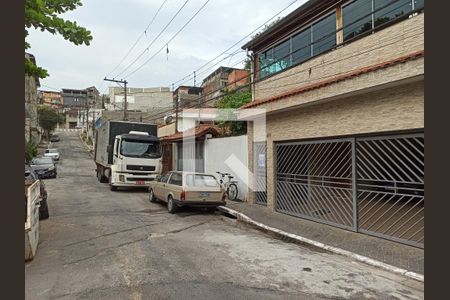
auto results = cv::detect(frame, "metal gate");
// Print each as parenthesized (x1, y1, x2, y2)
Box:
(254, 142, 267, 205)
(275, 132, 424, 248)
(356, 134, 424, 248)
(275, 139, 354, 230)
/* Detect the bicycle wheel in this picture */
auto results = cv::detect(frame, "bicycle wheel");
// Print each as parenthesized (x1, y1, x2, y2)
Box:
(227, 183, 239, 201)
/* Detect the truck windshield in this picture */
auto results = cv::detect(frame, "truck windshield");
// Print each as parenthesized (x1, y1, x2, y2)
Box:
(120, 139, 161, 158)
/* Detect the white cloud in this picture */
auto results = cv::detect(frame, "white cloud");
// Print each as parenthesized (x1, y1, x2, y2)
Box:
(28, 0, 305, 91)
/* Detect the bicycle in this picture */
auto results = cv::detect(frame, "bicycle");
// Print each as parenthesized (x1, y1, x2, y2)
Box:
(216, 171, 239, 201)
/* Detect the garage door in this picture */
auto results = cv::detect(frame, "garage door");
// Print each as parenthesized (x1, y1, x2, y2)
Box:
(275, 132, 424, 248)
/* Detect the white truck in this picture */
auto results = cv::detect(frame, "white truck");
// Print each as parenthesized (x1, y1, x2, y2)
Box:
(94, 120, 162, 191)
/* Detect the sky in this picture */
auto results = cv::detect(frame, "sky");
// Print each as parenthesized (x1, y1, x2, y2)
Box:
(28, 0, 306, 94)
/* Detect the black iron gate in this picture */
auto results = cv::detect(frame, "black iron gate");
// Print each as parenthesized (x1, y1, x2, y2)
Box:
(254, 142, 267, 205)
(275, 132, 424, 248)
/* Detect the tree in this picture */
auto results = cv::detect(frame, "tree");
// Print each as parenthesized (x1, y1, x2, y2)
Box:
(25, 0, 93, 78)
(215, 90, 252, 136)
(37, 106, 60, 139)
(25, 140, 38, 163)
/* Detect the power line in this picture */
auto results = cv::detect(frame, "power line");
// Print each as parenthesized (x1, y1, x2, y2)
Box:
(124, 0, 211, 79)
(39, 84, 61, 91)
(169, 0, 302, 89)
(140, 28, 423, 123)
(172, 0, 412, 90)
(114, 0, 191, 79)
(105, 0, 170, 78)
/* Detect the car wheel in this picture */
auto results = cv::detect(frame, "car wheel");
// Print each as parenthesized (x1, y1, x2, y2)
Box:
(167, 196, 177, 214)
(149, 189, 157, 203)
(39, 199, 49, 220)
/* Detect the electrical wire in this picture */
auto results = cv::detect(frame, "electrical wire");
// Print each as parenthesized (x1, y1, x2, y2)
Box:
(123, 0, 211, 79)
(105, 0, 170, 78)
(140, 27, 423, 123)
(113, 0, 191, 79)
(173, 0, 413, 89)
(169, 0, 303, 88)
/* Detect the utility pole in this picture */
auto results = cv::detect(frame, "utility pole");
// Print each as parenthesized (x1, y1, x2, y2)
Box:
(175, 94, 180, 133)
(104, 78, 128, 121)
(193, 71, 196, 87)
(85, 93, 89, 134)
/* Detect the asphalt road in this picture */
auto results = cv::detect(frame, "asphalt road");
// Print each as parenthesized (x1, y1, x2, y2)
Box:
(25, 131, 424, 300)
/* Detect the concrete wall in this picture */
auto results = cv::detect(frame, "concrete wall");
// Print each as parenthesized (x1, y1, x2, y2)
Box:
(204, 135, 249, 201)
(109, 87, 172, 113)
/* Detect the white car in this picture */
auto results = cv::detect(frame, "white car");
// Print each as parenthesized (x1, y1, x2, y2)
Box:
(44, 148, 60, 161)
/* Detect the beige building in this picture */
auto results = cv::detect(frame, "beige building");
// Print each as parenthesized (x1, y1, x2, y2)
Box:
(241, 0, 424, 248)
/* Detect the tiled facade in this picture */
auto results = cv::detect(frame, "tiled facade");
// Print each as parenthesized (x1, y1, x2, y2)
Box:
(243, 3, 425, 214)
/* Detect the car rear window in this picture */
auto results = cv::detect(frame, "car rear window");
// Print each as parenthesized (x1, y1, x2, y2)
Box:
(32, 157, 53, 164)
(185, 174, 219, 187)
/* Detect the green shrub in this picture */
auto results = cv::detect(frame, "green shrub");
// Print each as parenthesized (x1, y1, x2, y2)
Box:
(25, 141, 38, 163)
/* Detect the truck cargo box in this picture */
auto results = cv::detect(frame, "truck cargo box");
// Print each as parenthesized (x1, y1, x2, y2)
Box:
(94, 120, 157, 167)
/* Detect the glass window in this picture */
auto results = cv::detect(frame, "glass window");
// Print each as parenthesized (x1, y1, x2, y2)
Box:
(343, 0, 373, 42)
(185, 174, 219, 187)
(160, 172, 171, 183)
(120, 139, 161, 158)
(169, 172, 182, 186)
(272, 39, 291, 73)
(312, 12, 337, 56)
(258, 48, 273, 79)
(375, 0, 412, 27)
(31, 157, 53, 165)
(291, 27, 312, 65)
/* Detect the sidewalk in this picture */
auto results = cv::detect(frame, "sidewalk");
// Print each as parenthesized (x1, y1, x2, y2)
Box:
(221, 201, 424, 276)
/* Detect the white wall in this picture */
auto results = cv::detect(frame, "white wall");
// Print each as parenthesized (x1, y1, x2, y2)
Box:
(204, 135, 248, 201)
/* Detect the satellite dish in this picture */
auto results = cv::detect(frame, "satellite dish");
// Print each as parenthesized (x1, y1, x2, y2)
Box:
(164, 115, 173, 124)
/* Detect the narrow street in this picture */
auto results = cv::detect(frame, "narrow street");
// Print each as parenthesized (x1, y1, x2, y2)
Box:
(25, 131, 424, 300)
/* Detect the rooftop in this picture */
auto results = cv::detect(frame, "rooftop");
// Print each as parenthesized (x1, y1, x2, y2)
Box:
(241, 0, 335, 51)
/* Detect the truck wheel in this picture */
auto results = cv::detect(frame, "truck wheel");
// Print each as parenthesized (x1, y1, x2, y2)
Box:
(97, 169, 107, 183)
(167, 196, 177, 214)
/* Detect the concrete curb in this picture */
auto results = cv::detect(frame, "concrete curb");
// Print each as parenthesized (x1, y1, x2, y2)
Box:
(217, 206, 424, 283)
(78, 133, 94, 158)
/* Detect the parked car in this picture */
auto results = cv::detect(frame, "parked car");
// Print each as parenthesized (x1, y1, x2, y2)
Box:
(148, 171, 226, 213)
(44, 148, 60, 161)
(25, 165, 49, 219)
(30, 157, 57, 179)
(50, 134, 60, 142)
